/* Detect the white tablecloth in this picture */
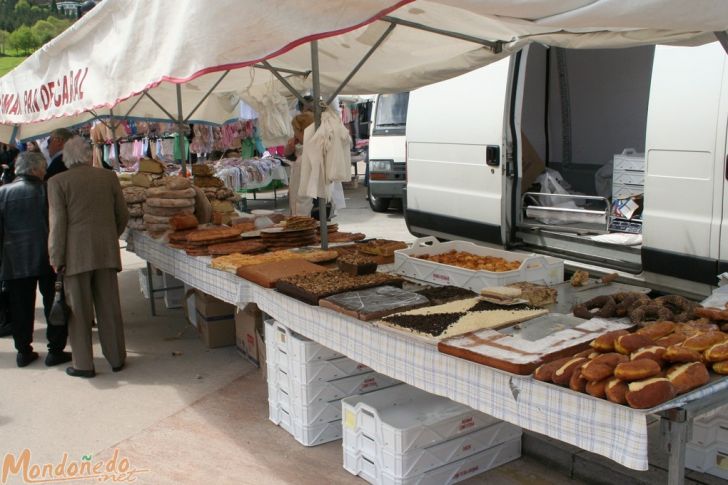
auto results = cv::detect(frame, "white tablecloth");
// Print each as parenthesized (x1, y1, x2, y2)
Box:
(131, 231, 728, 471)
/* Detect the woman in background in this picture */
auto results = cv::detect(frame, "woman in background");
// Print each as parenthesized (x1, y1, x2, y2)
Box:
(284, 112, 315, 216)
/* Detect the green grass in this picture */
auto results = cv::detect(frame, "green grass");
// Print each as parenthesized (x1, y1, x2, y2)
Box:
(0, 55, 27, 77)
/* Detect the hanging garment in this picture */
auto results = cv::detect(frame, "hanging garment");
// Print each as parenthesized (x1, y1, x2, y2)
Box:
(299, 110, 353, 199)
(243, 80, 292, 147)
(172, 134, 190, 162)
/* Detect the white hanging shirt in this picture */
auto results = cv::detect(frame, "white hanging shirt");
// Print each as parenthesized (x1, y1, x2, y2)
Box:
(299, 110, 352, 199)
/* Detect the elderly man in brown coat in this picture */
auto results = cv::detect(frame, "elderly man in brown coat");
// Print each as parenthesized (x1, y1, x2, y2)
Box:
(48, 136, 129, 378)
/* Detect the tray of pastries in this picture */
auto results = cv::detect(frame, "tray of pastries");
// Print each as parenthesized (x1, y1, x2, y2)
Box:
(275, 270, 404, 305)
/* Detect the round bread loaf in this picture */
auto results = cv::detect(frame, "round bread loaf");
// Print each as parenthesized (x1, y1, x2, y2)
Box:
(590, 329, 630, 352)
(636, 321, 676, 340)
(123, 186, 147, 204)
(614, 359, 662, 381)
(146, 187, 196, 199)
(552, 357, 588, 386)
(666, 362, 709, 394)
(145, 197, 195, 208)
(605, 378, 628, 404)
(143, 205, 195, 217)
(625, 378, 676, 409)
(143, 214, 171, 224)
(614, 333, 654, 355)
(704, 341, 728, 362)
(164, 176, 192, 190)
(534, 357, 573, 382)
(663, 345, 703, 363)
(630, 345, 666, 366)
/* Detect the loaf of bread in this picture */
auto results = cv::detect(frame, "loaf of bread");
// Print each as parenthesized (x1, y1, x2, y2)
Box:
(139, 158, 165, 174)
(145, 197, 195, 208)
(704, 341, 728, 362)
(625, 378, 676, 409)
(585, 378, 608, 398)
(580, 353, 628, 381)
(614, 334, 654, 355)
(164, 176, 191, 190)
(666, 362, 709, 394)
(682, 331, 728, 352)
(169, 214, 199, 231)
(552, 357, 588, 386)
(211, 199, 235, 213)
(143, 205, 195, 217)
(128, 203, 144, 218)
(636, 321, 676, 340)
(131, 173, 160, 188)
(614, 359, 662, 381)
(605, 377, 628, 404)
(143, 214, 171, 225)
(663, 345, 704, 363)
(146, 187, 196, 199)
(712, 360, 728, 375)
(191, 164, 214, 176)
(591, 329, 630, 352)
(186, 227, 241, 243)
(569, 364, 589, 392)
(655, 333, 687, 348)
(630, 345, 666, 366)
(534, 357, 572, 382)
(122, 186, 146, 204)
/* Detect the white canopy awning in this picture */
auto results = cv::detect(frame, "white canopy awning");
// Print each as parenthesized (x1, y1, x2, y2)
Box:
(1, 0, 727, 140)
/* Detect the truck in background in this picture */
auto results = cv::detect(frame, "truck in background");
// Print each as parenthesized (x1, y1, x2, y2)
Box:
(367, 92, 409, 212)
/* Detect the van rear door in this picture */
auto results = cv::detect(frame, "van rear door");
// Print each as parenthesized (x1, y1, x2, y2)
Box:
(405, 57, 511, 244)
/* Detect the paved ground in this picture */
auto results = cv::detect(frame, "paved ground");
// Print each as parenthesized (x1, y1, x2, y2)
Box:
(0, 180, 714, 484)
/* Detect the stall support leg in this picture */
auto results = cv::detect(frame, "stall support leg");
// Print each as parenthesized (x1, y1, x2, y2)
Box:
(273, 186, 278, 208)
(146, 261, 157, 317)
(661, 410, 689, 485)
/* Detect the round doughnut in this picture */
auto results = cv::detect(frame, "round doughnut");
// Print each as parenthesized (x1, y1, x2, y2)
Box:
(630, 345, 666, 366)
(666, 362, 710, 394)
(655, 333, 687, 348)
(569, 364, 589, 392)
(580, 353, 628, 381)
(637, 321, 676, 340)
(552, 357, 588, 386)
(573, 296, 617, 320)
(613, 292, 647, 318)
(591, 330, 630, 352)
(614, 359, 662, 381)
(630, 304, 674, 324)
(614, 333, 654, 355)
(655, 295, 696, 322)
(663, 345, 703, 363)
(534, 357, 573, 382)
(705, 341, 728, 362)
(712, 361, 728, 375)
(586, 378, 609, 398)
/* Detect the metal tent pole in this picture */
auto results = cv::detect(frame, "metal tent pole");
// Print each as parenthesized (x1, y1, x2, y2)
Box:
(311, 40, 328, 249)
(175, 84, 188, 176)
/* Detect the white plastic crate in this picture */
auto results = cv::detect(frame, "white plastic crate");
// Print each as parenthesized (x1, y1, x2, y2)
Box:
(269, 388, 344, 426)
(392, 237, 563, 290)
(276, 405, 343, 446)
(343, 437, 521, 485)
(138, 267, 163, 299)
(163, 273, 185, 309)
(613, 149, 645, 172)
(346, 421, 521, 478)
(266, 319, 343, 363)
(691, 415, 728, 448)
(342, 385, 502, 455)
(686, 442, 728, 480)
(612, 182, 644, 199)
(281, 355, 372, 385)
(612, 169, 645, 186)
(279, 369, 401, 406)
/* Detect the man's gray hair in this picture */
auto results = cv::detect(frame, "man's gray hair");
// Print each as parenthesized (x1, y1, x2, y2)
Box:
(62, 136, 92, 168)
(15, 151, 47, 176)
(50, 128, 73, 143)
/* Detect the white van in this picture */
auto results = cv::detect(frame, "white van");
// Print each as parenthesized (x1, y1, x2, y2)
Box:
(367, 92, 409, 212)
(405, 41, 728, 298)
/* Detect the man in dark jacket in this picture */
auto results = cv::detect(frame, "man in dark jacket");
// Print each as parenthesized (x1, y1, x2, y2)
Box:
(45, 128, 73, 181)
(0, 151, 70, 367)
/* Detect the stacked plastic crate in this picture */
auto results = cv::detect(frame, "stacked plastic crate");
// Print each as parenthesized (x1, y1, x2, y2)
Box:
(686, 411, 728, 479)
(265, 319, 401, 446)
(342, 385, 522, 485)
(610, 149, 645, 234)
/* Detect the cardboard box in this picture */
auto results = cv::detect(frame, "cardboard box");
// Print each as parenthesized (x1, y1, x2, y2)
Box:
(235, 303, 264, 365)
(196, 291, 235, 348)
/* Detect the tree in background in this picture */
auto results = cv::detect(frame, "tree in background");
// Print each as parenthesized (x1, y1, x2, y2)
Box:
(8, 25, 37, 55)
(0, 30, 8, 55)
(31, 19, 55, 44)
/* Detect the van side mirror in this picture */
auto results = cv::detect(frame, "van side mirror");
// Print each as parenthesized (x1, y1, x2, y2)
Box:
(486, 145, 500, 167)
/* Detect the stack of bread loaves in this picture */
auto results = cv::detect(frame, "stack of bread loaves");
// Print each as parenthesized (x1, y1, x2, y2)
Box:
(143, 176, 196, 237)
(191, 164, 236, 224)
(192, 164, 224, 188)
(132, 158, 165, 188)
(123, 186, 147, 231)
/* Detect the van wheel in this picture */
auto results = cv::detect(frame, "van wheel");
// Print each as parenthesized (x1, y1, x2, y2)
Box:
(368, 187, 391, 212)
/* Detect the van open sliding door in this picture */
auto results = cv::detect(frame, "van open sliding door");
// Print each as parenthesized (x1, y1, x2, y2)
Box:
(405, 57, 511, 244)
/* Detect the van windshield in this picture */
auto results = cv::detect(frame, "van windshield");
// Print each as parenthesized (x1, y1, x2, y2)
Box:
(374, 92, 409, 134)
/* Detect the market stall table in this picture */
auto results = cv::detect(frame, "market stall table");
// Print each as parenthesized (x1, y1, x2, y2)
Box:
(130, 230, 728, 484)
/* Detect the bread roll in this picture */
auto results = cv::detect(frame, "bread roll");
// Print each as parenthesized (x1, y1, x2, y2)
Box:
(569, 364, 589, 392)
(625, 378, 676, 409)
(614, 334, 654, 355)
(580, 353, 628, 381)
(655, 333, 687, 348)
(591, 330, 630, 352)
(534, 357, 573, 382)
(637, 321, 676, 340)
(552, 357, 588, 386)
(663, 345, 703, 363)
(712, 360, 728, 375)
(605, 378, 628, 404)
(614, 359, 662, 381)
(666, 362, 710, 394)
(169, 214, 199, 231)
(682, 331, 728, 352)
(704, 341, 728, 362)
(586, 378, 609, 398)
(630, 345, 666, 366)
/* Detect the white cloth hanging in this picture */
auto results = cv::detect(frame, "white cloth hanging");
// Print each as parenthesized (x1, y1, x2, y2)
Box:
(243, 80, 292, 147)
(299, 109, 352, 199)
